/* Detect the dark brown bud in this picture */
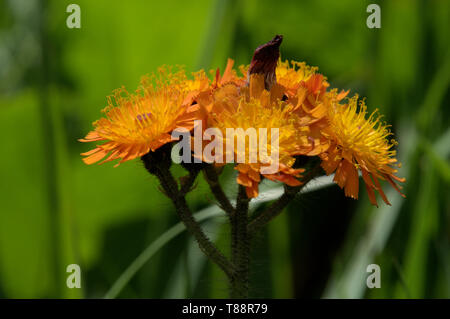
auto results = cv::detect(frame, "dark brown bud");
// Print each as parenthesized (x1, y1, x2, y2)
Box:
(248, 35, 283, 90)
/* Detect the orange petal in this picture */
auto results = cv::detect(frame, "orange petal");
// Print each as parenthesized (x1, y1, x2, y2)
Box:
(390, 174, 406, 183)
(237, 172, 252, 187)
(333, 161, 347, 189)
(246, 183, 259, 198)
(385, 174, 406, 198)
(82, 149, 108, 165)
(373, 174, 391, 205)
(248, 169, 261, 182)
(342, 160, 359, 199)
(81, 147, 102, 156)
(363, 180, 378, 207)
(249, 74, 265, 99)
(336, 90, 349, 101)
(220, 58, 235, 85)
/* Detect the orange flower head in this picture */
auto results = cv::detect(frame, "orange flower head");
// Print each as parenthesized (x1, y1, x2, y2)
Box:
(320, 95, 406, 206)
(206, 74, 311, 198)
(79, 68, 200, 166)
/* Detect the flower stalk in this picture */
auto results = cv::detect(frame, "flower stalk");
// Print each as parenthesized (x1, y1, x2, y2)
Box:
(142, 148, 235, 280)
(230, 185, 251, 298)
(203, 165, 235, 216)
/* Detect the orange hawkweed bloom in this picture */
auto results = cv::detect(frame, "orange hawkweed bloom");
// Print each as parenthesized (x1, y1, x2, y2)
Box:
(79, 68, 201, 166)
(320, 96, 406, 206)
(204, 74, 314, 198)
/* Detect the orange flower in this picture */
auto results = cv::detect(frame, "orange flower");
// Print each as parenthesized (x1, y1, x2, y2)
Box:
(204, 74, 312, 198)
(320, 95, 405, 206)
(79, 68, 201, 166)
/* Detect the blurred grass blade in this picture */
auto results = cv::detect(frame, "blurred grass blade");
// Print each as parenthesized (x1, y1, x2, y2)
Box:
(103, 207, 221, 299)
(416, 49, 450, 131)
(196, 0, 240, 70)
(433, 127, 450, 157)
(421, 131, 450, 183)
(394, 159, 438, 298)
(323, 191, 406, 298)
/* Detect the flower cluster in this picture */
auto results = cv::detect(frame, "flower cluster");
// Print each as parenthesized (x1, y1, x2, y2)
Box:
(80, 36, 405, 205)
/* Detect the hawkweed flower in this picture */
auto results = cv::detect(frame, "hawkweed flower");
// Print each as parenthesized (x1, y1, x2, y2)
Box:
(202, 74, 313, 198)
(320, 95, 406, 206)
(79, 68, 202, 166)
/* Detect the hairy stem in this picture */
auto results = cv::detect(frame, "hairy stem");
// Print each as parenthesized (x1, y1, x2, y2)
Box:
(143, 157, 235, 279)
(203, 165, 235, 215)
(230, 185, 251, 298)
(180, 170, 199, 195)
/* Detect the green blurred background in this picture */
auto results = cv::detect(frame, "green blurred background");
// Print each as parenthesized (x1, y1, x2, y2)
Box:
(0, 0, 449, 298)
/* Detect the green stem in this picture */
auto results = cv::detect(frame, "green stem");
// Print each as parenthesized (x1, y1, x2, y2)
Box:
(146, 160, 235, 279)
(203, 165, 235, 215)
(180, 170, 199, 195)
(230, 185, 250, 298)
